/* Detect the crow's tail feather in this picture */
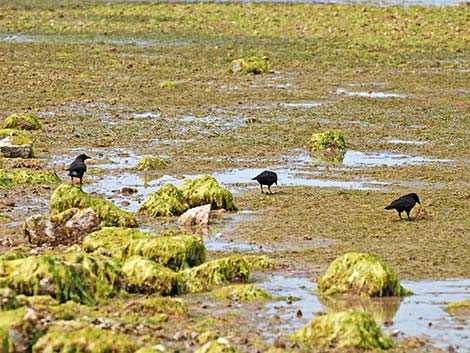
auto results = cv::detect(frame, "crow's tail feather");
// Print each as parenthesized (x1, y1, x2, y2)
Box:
(384, 205, 393, 210)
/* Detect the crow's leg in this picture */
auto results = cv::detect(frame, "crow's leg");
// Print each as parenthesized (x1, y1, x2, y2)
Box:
(268, 185, 272, 194)
(79, 176, 83, 188)
(406, 210, 411, 220)
(260, 184, 264, 194)
(398, 211, 403, 220)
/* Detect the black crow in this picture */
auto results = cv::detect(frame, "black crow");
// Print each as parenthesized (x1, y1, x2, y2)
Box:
(67, 154, 91, 187)
(385, 193, 421, 220)
(252, 170, 278, 194)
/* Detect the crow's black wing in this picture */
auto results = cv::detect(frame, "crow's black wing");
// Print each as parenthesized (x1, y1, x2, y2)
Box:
(67, 161, 87, 176)
(386, 196, 413, 210)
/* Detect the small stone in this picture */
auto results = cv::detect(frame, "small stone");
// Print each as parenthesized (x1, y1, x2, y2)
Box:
(177, 204, 211, 227)
(122, 187, 138, 195)
(296, 309, 303, 318)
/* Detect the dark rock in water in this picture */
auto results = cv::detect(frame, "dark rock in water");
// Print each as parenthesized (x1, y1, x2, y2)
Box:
(23, 207, 100, 246)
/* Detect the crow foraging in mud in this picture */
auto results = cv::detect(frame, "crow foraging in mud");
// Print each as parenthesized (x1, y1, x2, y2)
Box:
(385, 193, 421, 220)
(252, 170, 278, 194)
(67, 154, 91, 187)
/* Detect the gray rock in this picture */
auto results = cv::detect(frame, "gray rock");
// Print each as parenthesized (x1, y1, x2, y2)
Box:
(23, 208, 100, 246)
(0, 135, 33, 158)
(177, 204, 211, 227)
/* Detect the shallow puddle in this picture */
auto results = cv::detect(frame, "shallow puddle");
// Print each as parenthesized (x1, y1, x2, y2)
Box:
(336, 88, 408, 98)
(257, 274, 470, 349)
(387, 139, 428, 145)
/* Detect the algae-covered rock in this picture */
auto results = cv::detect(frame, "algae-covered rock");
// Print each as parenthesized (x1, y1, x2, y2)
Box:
(83, 227, 206, 271)
(242, 255, 276, 271)
(128, 296, 188, 316)
(0, 168, 60, 187)
(195, 338, 242, 353)
(32, 320, 136, 353)
(0, 288, 20, 311)
(23, 208, 100, 246)
(0, 135, 33, 158)
(228, 56, 269, 75)
(181, 256, 250, 293)
(122, 256, 181, 295)
(309, 149, 346, 163)
(306, 129, 346, 152)
(444, 300, 470, 317)
(211, 284, 272, 302)
(317, 252, 411, 297)
(0, 255, 101, 304)
(135, 156, 168, 171)
(2, 113, 41, 130)
(290, 311, 394, 350)
(49, 184, 137, 227)
(178, 175, 237, 211)
(138, 183, 188, 217)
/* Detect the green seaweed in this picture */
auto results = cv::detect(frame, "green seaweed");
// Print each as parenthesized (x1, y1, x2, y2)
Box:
(0, 288, 19, 311)
(181, 256, 250, 293)
(138, 183, 188, 217)
(444, 300, 470, 317)
(228, 56, 269, 75)
(83, 227, 206, 271)
(242, 255, 276, 271)
(317, 252, 411, 297)
(129, 296, 189, 316)
(32, 320, 136, 353)
(178, 175, 237, 211)
(122, 256, 181, 295)
(290, 311, 394, 350)
(0, 306, 39, 352)
(135, 156, 168, 171)
(49, 184, 137, 227)
(0, 169, 60, 187)
(2, 113, 41, 130)
(210, 284, 272, 302)
(306, 129, 346, 151)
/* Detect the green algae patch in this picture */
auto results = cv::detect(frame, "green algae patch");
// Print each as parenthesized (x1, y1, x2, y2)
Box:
(0, 168, 60, 187)
(122, 256, 181, 295)
(49, 184, 137, 227)
(160, 81, 178, 89)
(0, 255, 95, 304)
(129, 296, 189, 316)
(228, 56, 269, 75)
(32, 320, 136, 353)
(317, 252, 411, 297)
(242, 255, 276, 271)
(0, 306, 40, 352)
(210, 284, 272, 302)
(444, 300, 470, 317)
(0, 128, 31, 142)
(178, 175, 237, 211)
(135, 156, 168, 171)
(138, 183, 188, 217)
(195, 338, 242, 353)
(63, 252, 123, 299)
(290, 311, 394, 350)
(306, 129, 346, 152)
(2, 113, 41, 130)
(83, 227, 206, 271)
(181, 256, 250, 293)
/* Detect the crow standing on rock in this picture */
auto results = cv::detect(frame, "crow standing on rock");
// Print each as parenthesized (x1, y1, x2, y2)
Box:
(67, 154, 91, 187)
(252, 170, 278, 194)
(385, 193, 421, 220)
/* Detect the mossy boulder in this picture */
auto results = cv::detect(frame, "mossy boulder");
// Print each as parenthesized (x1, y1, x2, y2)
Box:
(122, 256, 181, 295)
(0, 168, 60, 187)
(289, 311, 394, 350)
(178, 175, 237, 211)
(211, 284, 272, 302)
(317, 252, 411, 297)
(138, 183, 188, 217)
(444, 300, 470, 317)
(243, 255, 276, 271)
(83, 227, 206, 271)
(306, 129, 346, 152)
(2, 113, 41, 130)
(32, 320, 136, 353)
(228, 56, 269, 75)
(135, 156, 168, 171)
(181, 256, 250, 293)
(195, 338, 242, 353)
(0, 255, 94, 304)
(0, 129, 34, 158)
(49, 184, 137, 227)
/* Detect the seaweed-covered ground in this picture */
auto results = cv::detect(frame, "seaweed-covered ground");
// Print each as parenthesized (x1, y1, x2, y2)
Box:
(0, 0, 469, 352)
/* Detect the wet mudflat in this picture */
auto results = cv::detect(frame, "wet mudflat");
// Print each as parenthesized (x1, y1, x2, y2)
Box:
(0, 0, 469, 352)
